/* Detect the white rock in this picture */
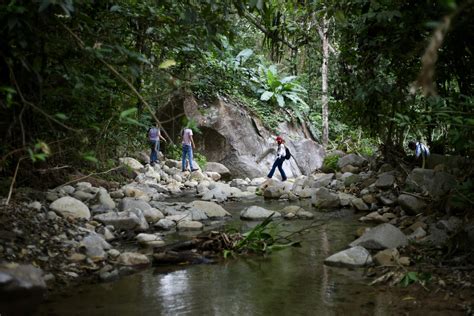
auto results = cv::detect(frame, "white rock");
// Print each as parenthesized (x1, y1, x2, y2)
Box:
(50, 196, 91, 219)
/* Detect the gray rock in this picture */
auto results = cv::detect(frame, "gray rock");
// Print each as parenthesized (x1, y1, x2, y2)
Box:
(240, 206, 281, 220)
(185, 208, 209, 221)
(0, 263, 46, 311)
(177, 221, 204, 231)
(117, 252, 150, 266)
(423, 225, 449, 246)
(49, 196, 91, 219)
(27, 201, 42, 211)
(92, 188, 116, 210)
(119, 157, 144, 170)
(342, 173, 360, 187)
(436, 216, 462, 233)
(406, 168, 457, 197)
(311, 187, 340, 209)
(351, 198, 369, 211)
(309, 173, 334, 189)
(186, 201, 231, 218)
(154, 219, 176, 230)
(97, 226, 115, 241)
(337, 154, 367, 169)
(81, 233, 111, 262)
(338, 193, 355, 207)
(94, 210, 148, 231)
(398, 194, 427, 215)
(379, 195, 396, 206)
(119, 197, 153, 213)
(156, 95, 323, 178)
(324, 246, 373, 268)
(375, 173, 395, 189)
(135, 233, 165, 247)
(350, 223, 408, 250)
(205, 162, 231, 180)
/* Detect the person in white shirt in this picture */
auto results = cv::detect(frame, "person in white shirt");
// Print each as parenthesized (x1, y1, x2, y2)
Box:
(408, 140, 430, 168)
(181, 127, 198, 172)
(267, 136, 287, 181)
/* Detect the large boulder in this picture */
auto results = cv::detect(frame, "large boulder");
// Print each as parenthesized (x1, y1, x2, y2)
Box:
(49, 196, 91, 219)
(311, 188, 340, 209)
(405, 168, 456, 197)
(337, 154, 367, 169)
(157, 94, 324, 178)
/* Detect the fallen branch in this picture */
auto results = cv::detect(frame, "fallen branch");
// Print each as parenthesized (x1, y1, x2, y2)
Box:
(54, 166, 122, 189)
(5, 157, 24, 206)
(399, 191, 433, 201)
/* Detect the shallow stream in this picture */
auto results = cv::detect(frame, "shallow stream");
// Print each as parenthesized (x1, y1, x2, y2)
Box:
(36, 197, 400, 315)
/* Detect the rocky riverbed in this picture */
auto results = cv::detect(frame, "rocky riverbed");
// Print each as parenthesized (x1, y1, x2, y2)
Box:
(1, 152, 473, 314)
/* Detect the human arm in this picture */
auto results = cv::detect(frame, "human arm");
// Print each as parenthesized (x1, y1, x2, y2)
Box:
(190, 135, 195, 149)
(159, 131, 167, 142)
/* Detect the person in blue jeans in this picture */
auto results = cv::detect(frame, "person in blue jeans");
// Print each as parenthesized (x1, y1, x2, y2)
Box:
(267, 136, 287, 181)
(182, 127, 198, 172)
(148, 124, 167, 166)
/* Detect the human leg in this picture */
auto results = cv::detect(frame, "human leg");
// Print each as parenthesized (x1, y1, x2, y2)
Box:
(267, 159, 279, 178)
(150, 140, 157, 164)
(187, 146, 196, 170)
(182, 145, 188, 171)
(156, 141, 160, 161)
(277, 158, 287, 181)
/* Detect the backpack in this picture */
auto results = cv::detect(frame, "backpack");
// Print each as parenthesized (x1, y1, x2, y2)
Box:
(285, 147, 291, 160)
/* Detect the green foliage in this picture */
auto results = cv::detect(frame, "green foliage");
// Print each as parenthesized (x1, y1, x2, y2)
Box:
(321, 154, 339, 172)
(252, 63, 308, 111)
(400, 271, 431, 287)
(0, 0, 241, 182)
(224, 214, 300, 258)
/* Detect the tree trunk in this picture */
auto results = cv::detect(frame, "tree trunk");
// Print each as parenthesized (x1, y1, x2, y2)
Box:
(321, 17, 330, 147)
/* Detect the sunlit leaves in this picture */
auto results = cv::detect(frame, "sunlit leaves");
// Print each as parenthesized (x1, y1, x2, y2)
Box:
(159, 59, 177, 69)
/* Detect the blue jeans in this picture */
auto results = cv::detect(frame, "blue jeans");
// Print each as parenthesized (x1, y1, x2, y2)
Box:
(150, 140, 160, 163)
(182, 144, 194, 171)
(267, 157, 287, 181)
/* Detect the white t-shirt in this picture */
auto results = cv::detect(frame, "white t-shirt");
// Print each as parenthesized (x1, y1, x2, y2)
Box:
(277, 144, 286, 159)
(182, 128, 193, 146)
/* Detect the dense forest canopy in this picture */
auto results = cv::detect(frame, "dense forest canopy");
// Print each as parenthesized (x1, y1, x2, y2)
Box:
(0, 0, 473, 191)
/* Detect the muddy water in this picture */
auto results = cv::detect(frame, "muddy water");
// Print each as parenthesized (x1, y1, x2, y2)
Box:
(37, 198, 396, 316)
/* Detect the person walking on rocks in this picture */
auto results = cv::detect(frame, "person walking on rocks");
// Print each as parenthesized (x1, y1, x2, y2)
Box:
(267, 136, 288, 181)
(148, 123, 166, 166)
(408, 140, 430, 169)
(182, 126, 198, 172)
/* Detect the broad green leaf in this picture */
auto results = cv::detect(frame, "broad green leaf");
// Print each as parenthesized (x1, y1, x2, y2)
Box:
(260, 91, 274, 101)
(276, 94, 285, 107)
(159, 59, 177, 69)
(235, 49, 253, 65)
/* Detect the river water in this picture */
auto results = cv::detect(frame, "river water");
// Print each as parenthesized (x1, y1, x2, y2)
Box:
(37, 197, 398, 315)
